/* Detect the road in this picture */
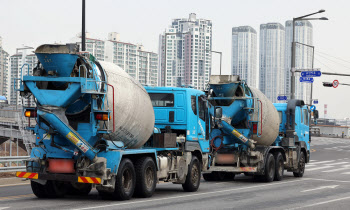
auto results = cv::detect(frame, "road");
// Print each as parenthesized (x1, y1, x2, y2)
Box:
(1, 136, 350, 210)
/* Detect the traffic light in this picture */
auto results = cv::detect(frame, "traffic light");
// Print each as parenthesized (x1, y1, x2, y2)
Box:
(323, 82, 333, 87)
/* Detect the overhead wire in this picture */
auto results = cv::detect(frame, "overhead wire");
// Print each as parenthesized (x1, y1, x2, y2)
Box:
(316, 50, 350, 65)
(315, 53, 350, 71)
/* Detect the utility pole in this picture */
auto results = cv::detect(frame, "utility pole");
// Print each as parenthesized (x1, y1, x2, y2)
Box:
(290, 10, 327, 100)
(82, 0, 86, 51)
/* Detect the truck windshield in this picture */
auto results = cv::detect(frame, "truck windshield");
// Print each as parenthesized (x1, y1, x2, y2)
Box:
(149, 93, 174, 107)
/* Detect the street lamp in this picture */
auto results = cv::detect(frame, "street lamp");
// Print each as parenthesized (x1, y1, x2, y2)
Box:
(290, 10, 328, 100)
(206, 49, 222, 75)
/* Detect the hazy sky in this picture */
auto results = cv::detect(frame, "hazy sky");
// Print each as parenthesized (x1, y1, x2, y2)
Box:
(1, 0, 350, 119)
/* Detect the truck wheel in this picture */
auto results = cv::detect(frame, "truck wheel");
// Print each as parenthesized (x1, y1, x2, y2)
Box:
(293, 151, 306, 177)
(134, 157, 157, 198)
(203, 172, 215, 181)
(31, 180, 48, 198)
(67, 183, 92, 195)
(263, 153, 275, 182)
(274, 152, 284, 181)
(182, 156, 201, 192)
(112, 158, 136, 200)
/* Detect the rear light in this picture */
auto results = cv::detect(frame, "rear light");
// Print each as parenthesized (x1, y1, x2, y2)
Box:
(253, 123, 258, 134)
(95, 113, 110, 121)
(24, 110, 37, 118)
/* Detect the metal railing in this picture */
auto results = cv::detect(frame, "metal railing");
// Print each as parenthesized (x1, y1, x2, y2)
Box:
(0, 156, 29, 172)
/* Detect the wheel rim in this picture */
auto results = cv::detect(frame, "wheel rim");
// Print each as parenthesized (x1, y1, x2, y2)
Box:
(299, 156, 305, 174)
(278, 160, 283, 176)
(122, 168, 132, 192)
(191, 163, 199, 184)
(145, 166, 154, 189)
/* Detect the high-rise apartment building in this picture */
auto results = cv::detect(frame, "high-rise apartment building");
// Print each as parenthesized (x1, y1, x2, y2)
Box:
(285, 20, 313, 103)
(159, 13, 212, 90)
(71, 32, 158, 86)
(10, 51, 37, 106)
(259, 23, 285, 103)
(231, 26, 257, 88)
(0, 37, 9, 99)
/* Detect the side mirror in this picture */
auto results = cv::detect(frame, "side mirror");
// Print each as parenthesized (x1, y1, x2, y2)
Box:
(215, 107, 222, 118)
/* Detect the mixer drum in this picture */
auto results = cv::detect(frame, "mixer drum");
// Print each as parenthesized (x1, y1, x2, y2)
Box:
(100, 61, 155, 149)
(249, 87, 280, 146)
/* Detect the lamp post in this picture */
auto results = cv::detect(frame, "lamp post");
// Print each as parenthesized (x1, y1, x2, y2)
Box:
(290, 9, 328, 100)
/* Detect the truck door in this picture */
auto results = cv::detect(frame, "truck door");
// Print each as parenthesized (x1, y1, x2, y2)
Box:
(302, 107, 310, 150)
(197, 94, 209, 153)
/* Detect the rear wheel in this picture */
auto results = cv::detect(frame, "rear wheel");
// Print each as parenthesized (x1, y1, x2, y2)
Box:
(134, 157, 157, 198)
(203, 172, 215, 181)
(293, 151, 306, 177)
(111, 158, 136, 200)
(182, 156, 201, 192)
(31, 180, 66, 198)
(274, 152, 284, 181)
(67, 183, 92, 196)
(263, 153, 275, 182)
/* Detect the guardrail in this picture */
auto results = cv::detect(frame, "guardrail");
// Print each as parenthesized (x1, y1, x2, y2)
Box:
(0, 156, 29, 172)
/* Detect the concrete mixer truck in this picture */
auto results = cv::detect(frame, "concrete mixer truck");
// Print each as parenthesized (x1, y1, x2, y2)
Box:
(202, 75, 310, 182)
(14, 44, 202, 200)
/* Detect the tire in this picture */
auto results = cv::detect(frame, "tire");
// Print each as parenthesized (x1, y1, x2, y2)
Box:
(274, 152, 284, 181)
(31, 180, 66, 198)
(263, 153, 275, 182)
(134, 157, 157, 198)
(31, 180, 48, 198)
(203, 173, 215, 181)
(67, 183, 92, 196)
(182, 156, 201, 192)
(225, 172, 235, 180)
(111, 158, 136, 200)
(293, 151, 306, 177)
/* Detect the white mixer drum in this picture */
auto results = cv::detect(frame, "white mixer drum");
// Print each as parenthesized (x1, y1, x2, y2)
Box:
(250, 87, 280, 146)
(100, 61, 155, 149)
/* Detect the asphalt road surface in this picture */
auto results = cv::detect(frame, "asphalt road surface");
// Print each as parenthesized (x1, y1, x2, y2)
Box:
(1, 136, 350, 210)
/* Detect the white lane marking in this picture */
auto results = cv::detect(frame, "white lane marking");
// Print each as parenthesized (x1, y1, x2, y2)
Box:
(310, 160, 317, 162)
(287, 196, 350, 210)
(307, 166, 333, 171)
(0, 183, 30, 188)
(301, 185, 338, 193)
(0, 207, 10, 210)
(340, 172, 350, 175)
(324, 162, 349, 166)
(307, 160, 335, 165)
(322, 167, 350, 173)
(309, 178, 350, 183)
(72, 179, 310, 210)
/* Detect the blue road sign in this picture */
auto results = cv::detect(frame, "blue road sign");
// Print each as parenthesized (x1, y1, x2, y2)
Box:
(310, 105, 316, 112)
(301, 71, 322, 77)
(299, 77, 314, 83)
(277, 96, 287, 101)
(313, 100, 318, 104)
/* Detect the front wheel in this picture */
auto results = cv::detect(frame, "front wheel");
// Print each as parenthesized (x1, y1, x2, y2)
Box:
(182, 156, 201, 192)
(111, 158, 136, 200)
(293, 151, 306, 177)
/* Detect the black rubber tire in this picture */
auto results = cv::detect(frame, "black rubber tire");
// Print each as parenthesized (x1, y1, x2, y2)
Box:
(214, 172, 226, 181)
(134, 157, 157, 198)
(203, 173, 215, 181)
(293, 151, 306, 177)
(111, 158, 136, 200)
(274, 152, 284, 181)
(31, 180, 66, 198)
(31, 180, 48, 198)
(182, 156, 201, 192)
(263, 153, 275, 182)
(67, 183, 92, 196)
(225, 172, 235, 180)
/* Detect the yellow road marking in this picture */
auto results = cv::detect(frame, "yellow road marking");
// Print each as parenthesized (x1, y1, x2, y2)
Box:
(311, 149, 316, 152)
(0, 194, 34, 201)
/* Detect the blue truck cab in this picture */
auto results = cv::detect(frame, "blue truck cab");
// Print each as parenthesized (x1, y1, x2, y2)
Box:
(144, 86, 210, 154)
